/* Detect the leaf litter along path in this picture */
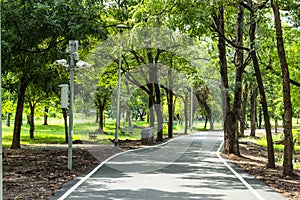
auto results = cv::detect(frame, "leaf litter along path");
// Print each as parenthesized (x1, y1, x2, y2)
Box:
(222, 141, 300, 200)
(3, 143, 124, 200)
(3, 139, 300, 200)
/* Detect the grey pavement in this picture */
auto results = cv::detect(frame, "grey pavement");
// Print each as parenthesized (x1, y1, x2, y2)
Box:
(53, 131, 285, 200)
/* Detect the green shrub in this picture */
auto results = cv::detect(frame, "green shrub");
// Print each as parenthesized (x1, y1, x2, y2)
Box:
(293, 128, 300, 144)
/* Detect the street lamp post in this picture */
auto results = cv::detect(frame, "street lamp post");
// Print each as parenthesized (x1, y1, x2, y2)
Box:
(0, 9, 3, 198)
(115, 24, 127, 147)
(55, 40, 91, 170)
(68, 40, 78, 170)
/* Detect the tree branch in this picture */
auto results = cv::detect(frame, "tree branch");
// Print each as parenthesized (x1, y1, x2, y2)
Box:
(210, 23, 250, 52)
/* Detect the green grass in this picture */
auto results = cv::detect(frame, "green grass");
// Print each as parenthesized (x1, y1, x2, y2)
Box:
(2, 123, 68, 147)
(242, 135, 300, 170)
(1, 117, 227, 148)
(2, 118, 183, 147)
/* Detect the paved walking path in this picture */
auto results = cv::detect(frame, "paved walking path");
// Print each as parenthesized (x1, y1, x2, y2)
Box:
(53, 131, 285, 200)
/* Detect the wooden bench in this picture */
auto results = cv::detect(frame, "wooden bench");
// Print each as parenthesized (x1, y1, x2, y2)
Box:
(121, 126, 134, 135)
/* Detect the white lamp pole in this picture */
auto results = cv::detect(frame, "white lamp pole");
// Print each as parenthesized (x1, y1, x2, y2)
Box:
(115, 24, 127, 146)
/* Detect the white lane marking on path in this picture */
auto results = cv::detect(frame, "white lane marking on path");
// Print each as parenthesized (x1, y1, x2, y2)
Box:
(57, 137, 177, 200)
(217, 141, 266, 200)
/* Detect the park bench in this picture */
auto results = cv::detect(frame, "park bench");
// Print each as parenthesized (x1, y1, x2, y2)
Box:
(121, 126, 134, 135)
(89, 130, 98, 140)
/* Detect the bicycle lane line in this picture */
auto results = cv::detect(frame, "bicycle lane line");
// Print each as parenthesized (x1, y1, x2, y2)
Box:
(216, 141, 266, 200)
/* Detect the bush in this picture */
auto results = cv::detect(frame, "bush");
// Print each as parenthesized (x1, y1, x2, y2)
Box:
(293, 128, 300, 145)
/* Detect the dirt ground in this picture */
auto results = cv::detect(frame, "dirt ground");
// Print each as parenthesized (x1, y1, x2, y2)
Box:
(222, 141, 300, 200)
(3, 139, 300, 199)
(3, 143, 123, 200)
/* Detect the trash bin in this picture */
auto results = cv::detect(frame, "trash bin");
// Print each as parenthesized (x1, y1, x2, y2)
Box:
(141, 127, 154, 145)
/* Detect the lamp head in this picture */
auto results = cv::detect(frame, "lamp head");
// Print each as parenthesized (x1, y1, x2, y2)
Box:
(76, 61, 92, 69)
(55, 59, 69, 69)
(116, 24, 127, 33)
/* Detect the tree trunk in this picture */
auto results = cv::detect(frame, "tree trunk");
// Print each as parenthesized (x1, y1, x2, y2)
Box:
(212, 7, 235, 154)
(258, 106, 262, 129)
(275, 116, 278, 133)
(204, 116, 208, 130)
(62, 108, 68, 144)
(95, 110, 99, 123)
(148, 60, 163, 141)
(195, 92, 214, 131)
(99, 107, 104, 132)
(29, 104, 35, 139)
(126, 109, 132, 126)
(209, 116, 214, 131)
(43, 106, 49, 125)
(166, 68, 174, 138)
(11, 77, 28, 149)
(224, 110, 238, 154)
(6, 113, 11, 127)
(249, 9, 275, 167)
(154, 82, 163, 141)
(154, 103, 163, 141)
(149, 95, 155, 127)
(229, 2, 245, 156)
(271, 0, 294, 176)
(125, 81, 132, 126)
(184, 92, 188, 134)
(250, 86, 258, 137)
(240, 83, 249, 137)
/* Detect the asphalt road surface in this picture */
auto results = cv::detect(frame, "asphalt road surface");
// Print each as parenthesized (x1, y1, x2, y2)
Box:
(53, 131, 285, 200)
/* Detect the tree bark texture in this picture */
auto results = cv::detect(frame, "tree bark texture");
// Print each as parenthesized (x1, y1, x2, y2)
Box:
(6, 113, 11, 127)
(240, 83, 249, 137)
(167, 68, 174, 138)
(258, 106, 262, 129)
(271, 0, 294, 176)
(250, 86, 258, 137)
(184, 92, 188, 134)
(99, 107, 104, 132)
(62, 108, 68, 144)
(43, 106, 49, 125)
(29, 104, 35, 139)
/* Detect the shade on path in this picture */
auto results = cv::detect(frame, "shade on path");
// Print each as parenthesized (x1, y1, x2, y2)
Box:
(53, 131, 285, 200)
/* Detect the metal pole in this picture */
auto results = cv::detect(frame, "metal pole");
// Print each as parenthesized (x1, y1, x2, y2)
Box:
(115, 29, 124, 146)
(190, 87, 193, 132)
(0, 3, 3, 197)
(68, 40, 77, 170)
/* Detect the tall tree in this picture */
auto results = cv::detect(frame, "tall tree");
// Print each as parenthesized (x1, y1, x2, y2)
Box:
(245, 0, 276, 168)
(212, 4, 244, 155)
(2, 0, 107, 148)
(212, 6, 234, 154)
(270, 0, 294, 176)
(95, 86, 112, 132)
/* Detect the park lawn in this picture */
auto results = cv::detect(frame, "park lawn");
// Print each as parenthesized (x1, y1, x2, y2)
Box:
(2, 118, 176, 147)
(2, 123, 69, 148)
(243, 135, 300, 170)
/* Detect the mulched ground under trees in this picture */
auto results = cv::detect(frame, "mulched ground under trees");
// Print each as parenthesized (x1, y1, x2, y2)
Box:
(3, 139, 300, 200)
